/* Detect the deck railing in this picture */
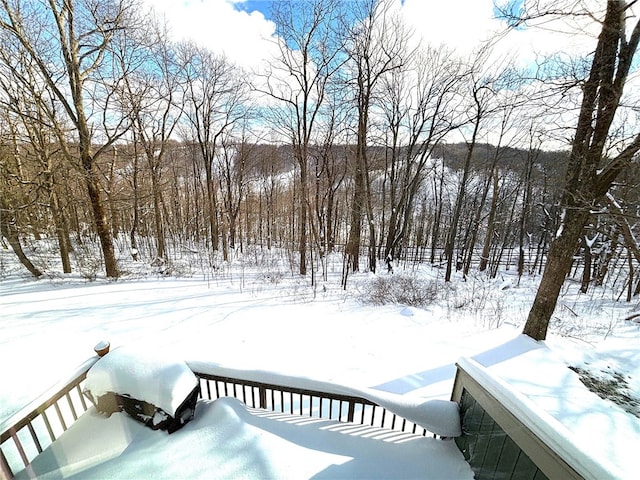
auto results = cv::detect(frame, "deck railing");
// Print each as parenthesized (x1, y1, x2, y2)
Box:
(0, 361, 427, 479)
(194, 371, 430, 435)
(0, 358, 97, 479)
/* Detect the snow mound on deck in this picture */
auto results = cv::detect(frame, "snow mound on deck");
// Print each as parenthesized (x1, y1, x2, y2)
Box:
(84, 346, 198, 416)
(19, 397, 473, 480)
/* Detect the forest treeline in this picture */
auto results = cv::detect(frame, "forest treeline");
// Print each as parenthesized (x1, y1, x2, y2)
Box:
(0, 0, 638, 309)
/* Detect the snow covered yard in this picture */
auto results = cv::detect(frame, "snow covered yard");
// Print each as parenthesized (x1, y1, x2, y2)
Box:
(1, 252, 640, 478)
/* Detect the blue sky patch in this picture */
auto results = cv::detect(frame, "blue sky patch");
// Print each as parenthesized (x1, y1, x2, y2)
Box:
(234, 0, 273, 19)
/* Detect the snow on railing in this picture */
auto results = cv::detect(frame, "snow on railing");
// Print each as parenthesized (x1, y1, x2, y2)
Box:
(187, 361, 461, 438)
(194, 370, 429, 435)
(4, 350, 625, 480)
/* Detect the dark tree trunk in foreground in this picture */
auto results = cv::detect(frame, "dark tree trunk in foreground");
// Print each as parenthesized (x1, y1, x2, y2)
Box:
(524, 208, 589, 340)
(523, 0, 640, 340)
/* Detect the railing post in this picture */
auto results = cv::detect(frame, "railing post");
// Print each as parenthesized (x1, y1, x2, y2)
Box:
(1, 446, 14, 479)
(347, 401, 355, 423)
(10, 428, 29, 468)
(259, 386, 267, 409)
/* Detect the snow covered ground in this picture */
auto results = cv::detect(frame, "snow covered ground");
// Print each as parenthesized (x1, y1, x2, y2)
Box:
(1, 250, 639, 478)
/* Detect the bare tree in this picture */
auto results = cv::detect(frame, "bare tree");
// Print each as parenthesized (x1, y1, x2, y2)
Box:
(258, 0, 346, 275)
(472, 86, 537, 279)
(444, 53, 500, 282)
(0, 0, 140, 277)
(379, 45, 465, 265)
(344, 0, 410, 274)
(314, 107, 348, 257)
(0, 197, 42, 277)
(501, 1, 640, 340)
(517, 125, 542, 283)
(0, 118, 43, 277)
(117, 21, 184, 261)
(179, 42, 248, 262)
(308, 84, 349, 281)
(0, 41, 74, 272)
(601, 193, 640, 298)
(217, 129, 252, 253)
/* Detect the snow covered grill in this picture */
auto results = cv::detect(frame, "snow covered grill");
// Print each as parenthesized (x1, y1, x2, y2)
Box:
(194, 371, 432, 436)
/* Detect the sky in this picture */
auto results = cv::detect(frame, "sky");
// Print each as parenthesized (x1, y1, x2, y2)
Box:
(140, 0, 603, 70)
(137, 0, 640, 153)
(1, 247, 639, 478)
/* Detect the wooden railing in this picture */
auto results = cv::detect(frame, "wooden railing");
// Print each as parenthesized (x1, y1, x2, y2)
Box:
(0, 358, 97, 479)
(0, 361, 428, 479)
(194, 371, 430, 435)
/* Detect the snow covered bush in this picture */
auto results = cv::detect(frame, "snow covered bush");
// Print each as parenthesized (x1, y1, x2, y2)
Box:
(360, 274, 438, 308)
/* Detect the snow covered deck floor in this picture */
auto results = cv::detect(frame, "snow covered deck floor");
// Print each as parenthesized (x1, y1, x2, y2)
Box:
(13, 398, 473, 479)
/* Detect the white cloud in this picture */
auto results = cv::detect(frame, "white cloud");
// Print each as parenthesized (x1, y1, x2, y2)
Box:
(141, 0, 618, 73)
(399, 0, 500, 55)
(397, 0, 609, 69)
(142, 0, 278, 70)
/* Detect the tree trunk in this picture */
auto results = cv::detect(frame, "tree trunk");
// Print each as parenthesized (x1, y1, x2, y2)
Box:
(326, 188, 336, 253)
(594, 225, 617, 286)
(151, 172, 166, 260)
(524, 208, 588, 339)
(580, 235, 593, 294)
(445, 123, 480, 281)
(523, 1, 640, 340)
(430, 161, 445, 264)
(518, 151, 535, 281)
(0, 197, 42, 277)
(130, 143, 140, 261)
(50, 190, 72, 273)
(298, 157, 308, 275)
(347, 156, 365, 272)
(479, 171, 499, 272)
(364, 162, 377, 273)
(84, 156, 119, 278)
(626, 254, 634, 302)
(204, 163, 220, 256)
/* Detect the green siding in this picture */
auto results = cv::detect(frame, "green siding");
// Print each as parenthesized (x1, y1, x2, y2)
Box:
(456, 388, 549, 480)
